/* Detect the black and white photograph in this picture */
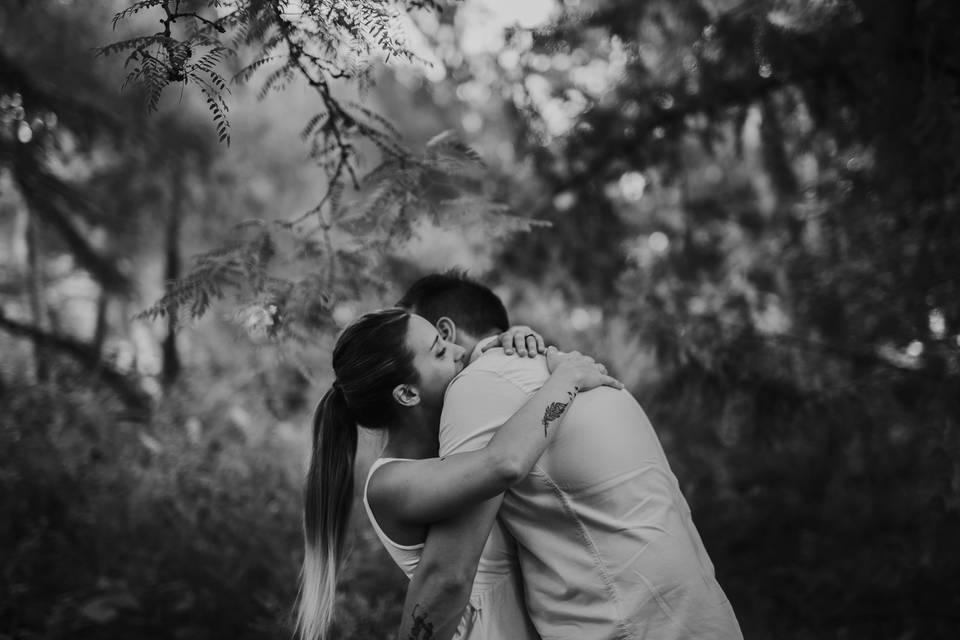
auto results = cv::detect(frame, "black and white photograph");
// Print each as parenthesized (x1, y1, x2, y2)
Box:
(1, 1, 957, 639)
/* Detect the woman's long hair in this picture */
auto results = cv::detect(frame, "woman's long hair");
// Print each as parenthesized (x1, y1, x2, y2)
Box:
(296, 308, 419, 640)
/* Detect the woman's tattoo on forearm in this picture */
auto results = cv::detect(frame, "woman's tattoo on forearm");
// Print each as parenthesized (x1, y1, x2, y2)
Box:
(407, 604, 435, 640)
(541, 388, 577, 437)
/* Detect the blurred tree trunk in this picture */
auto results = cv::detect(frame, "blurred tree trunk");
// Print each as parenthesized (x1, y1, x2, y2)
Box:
(93, 290, 109, 357)
(161, 163, 184, 386)
(24, 209, 48, 383)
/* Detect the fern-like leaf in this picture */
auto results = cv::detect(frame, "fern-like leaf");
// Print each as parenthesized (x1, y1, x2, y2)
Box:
(111, 0, 165, 29)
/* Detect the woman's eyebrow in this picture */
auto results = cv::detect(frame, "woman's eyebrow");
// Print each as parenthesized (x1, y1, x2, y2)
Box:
(430, 335, 440, 351)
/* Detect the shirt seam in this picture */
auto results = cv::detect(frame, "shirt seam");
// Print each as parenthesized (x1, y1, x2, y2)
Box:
(539, 473, 633, 640)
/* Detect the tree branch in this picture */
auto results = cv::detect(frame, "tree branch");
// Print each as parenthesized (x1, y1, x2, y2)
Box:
(10, 149, 131, 294)
(0, 310, 151, 412)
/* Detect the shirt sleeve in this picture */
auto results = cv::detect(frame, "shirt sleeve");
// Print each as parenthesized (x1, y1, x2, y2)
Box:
(438, 369, 532, 457)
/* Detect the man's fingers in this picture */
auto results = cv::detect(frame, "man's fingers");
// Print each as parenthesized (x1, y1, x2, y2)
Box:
(482, 339, 510, 354)
(535, 334, 546, 354)
(504, 331, 516, 355)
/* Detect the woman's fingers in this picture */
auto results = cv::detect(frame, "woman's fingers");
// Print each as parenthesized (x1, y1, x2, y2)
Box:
(600, 374, 625, 390)
(581, 363, 623, 390)
(545, 346, 623, 389)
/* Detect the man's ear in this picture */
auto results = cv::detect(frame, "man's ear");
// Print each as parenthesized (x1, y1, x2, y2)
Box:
(436, 316, 457, 343)
(392, 384, 421, 408)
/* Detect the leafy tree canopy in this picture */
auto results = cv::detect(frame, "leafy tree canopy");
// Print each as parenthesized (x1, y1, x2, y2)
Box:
(100, 0, 549, 342)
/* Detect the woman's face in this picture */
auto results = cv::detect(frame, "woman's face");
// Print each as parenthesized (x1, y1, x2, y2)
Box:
(405, 313, 466, 407)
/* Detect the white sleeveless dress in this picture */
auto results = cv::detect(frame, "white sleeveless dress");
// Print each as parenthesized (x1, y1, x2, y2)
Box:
(362, 458, 540, 640)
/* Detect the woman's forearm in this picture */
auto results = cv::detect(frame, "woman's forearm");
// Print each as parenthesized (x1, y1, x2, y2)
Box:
(369, 367, 586, 526)
(480, 367, 581, 484)
(397, 497, 505, 640)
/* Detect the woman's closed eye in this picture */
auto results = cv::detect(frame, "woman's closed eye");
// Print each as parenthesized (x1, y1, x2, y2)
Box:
(436, 348, 446, 358)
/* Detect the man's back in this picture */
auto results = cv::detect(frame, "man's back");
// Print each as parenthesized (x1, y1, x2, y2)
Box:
(440, 349, 741, 640)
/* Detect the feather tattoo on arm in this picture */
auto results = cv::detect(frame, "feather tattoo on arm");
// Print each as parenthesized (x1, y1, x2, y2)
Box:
(541, 388, 578, 437)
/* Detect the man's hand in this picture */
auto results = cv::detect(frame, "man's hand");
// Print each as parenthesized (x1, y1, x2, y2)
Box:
(482, 325, 546, 357)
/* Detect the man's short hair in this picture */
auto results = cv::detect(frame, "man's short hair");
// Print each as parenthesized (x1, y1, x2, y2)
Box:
(397, 270, 509, 336)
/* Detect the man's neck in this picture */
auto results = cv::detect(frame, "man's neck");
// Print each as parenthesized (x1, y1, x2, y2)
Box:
(457, 330, 499, 361)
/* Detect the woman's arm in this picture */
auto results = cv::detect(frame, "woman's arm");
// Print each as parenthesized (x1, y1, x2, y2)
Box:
(396, 497, 504, 640)
(368, 348, 620, 527)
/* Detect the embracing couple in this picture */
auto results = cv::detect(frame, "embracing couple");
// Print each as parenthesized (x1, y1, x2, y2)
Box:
(297, 271, 743, 640)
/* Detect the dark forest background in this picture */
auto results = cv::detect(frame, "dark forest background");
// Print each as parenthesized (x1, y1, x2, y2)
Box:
(2, 1, 958, 638)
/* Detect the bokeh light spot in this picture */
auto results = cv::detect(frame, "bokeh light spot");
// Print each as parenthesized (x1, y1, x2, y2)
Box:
(656, 92, 675, 109)
(332, 303, 356, 328)
(570, 306, 602, 331)
(17, 121, 33, 144)
(619, 171, 647, 201)
(648, 231, 669, 254)
(906, 340, 924, 358)
(553, 191, 576, 211)
(929, 309, 946, 339)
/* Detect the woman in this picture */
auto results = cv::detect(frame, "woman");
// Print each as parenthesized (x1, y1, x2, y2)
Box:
(297, 308, 620, 640)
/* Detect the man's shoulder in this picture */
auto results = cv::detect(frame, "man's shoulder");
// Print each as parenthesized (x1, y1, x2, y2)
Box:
(468, 348, 550, 375)
(449, 349, 549, 396)
(438, 351, 546, 454)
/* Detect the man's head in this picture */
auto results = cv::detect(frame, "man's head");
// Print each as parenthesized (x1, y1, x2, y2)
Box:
(397, 270, 509, 351)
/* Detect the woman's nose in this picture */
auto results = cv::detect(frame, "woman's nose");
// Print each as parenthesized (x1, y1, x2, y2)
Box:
(453, 344, 466, 361)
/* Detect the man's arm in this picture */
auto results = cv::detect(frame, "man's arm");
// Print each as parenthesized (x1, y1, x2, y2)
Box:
(397, 497, 503, 640)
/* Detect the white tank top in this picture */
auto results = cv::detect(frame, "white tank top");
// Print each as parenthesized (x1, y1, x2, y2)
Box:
(362, 457, 423, 579)
(362, 457, 540, 640)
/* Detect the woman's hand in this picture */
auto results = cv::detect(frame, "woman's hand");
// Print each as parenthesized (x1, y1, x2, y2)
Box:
(546, 346, 624, 391)
(482, 325, 546, 357)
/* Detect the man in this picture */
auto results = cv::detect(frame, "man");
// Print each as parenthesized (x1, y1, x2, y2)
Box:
(397, 271, 742, 640)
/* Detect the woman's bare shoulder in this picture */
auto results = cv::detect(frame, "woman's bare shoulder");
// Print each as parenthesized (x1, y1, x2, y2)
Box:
(366, 458, 414, 512)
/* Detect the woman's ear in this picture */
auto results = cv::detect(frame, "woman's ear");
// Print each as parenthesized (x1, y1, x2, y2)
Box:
(436, 316, 457, 342)
(392, 384, 421, 408)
